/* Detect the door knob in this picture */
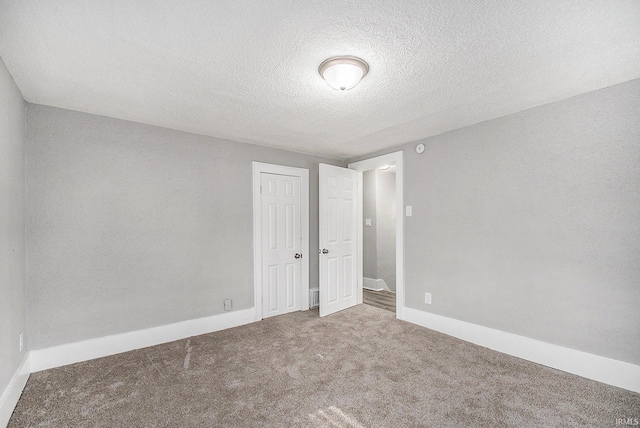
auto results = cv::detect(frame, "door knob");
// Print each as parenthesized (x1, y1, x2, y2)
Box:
(294, 253, 302, 259)
(321, 248, 329, 254)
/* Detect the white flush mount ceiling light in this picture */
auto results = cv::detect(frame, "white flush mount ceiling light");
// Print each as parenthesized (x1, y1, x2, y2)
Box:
(319, 56, 369, 91)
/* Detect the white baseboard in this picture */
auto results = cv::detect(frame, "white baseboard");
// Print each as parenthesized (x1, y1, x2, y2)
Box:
(0, 352, 30, 428)
(363, 277, 390, 291)
(403, 307, 640, 393)
(30, 308, 255, 373)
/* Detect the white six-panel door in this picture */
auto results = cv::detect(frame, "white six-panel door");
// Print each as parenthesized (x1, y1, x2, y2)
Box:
(261, 173, 302, 318)
(319, 164, 359, 317)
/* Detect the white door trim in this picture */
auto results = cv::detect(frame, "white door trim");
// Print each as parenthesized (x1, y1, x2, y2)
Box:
(348, 152, 405, 320)
(253, 162, 310, 322)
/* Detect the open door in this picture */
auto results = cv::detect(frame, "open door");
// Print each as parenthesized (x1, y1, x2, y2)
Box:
(319, 164, 359, 317)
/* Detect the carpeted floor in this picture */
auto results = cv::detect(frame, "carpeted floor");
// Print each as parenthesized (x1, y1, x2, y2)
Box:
(10, 304, 640, 427)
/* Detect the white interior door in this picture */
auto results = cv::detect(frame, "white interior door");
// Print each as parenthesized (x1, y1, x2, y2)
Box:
(261, 173, 302, 318)
(319, 164, 358, 317)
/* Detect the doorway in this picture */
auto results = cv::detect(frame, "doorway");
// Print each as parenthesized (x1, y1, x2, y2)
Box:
(362, 166, 396, 312)
(349, 152, 404, 320)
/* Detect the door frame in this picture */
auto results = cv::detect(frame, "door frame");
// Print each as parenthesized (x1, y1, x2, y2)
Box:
(252, 162, 310, 322)
(348, 151, 405, 320)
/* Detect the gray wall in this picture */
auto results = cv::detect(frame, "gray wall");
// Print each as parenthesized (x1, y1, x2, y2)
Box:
(0, 58, 26, 392)
(363, 170, 377, 279)
(350, 79, 640, 365)
(375, 170, 396, 291)
(26, 105, 343, 349)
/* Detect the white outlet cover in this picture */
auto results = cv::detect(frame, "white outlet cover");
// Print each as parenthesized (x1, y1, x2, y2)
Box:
(365, 218, 372, 227)
(406, 206, 412, 216)
(425, 292, 432, 304)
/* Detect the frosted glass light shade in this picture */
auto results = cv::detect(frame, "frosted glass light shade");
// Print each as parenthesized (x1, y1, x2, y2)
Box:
(319, 56, 369, 91)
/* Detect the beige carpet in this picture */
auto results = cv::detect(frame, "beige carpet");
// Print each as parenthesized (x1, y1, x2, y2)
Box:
(10, 304, 640, 427)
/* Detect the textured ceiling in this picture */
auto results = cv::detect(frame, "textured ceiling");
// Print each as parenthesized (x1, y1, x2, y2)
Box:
(1, 1, 639, 159)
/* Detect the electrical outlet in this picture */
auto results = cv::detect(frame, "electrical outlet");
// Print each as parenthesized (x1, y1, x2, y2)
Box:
(406, 206, 413, 216)
(425, 292, 432, 304)
(19, 332, 23, 352)
(224, 299, 232, 311)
